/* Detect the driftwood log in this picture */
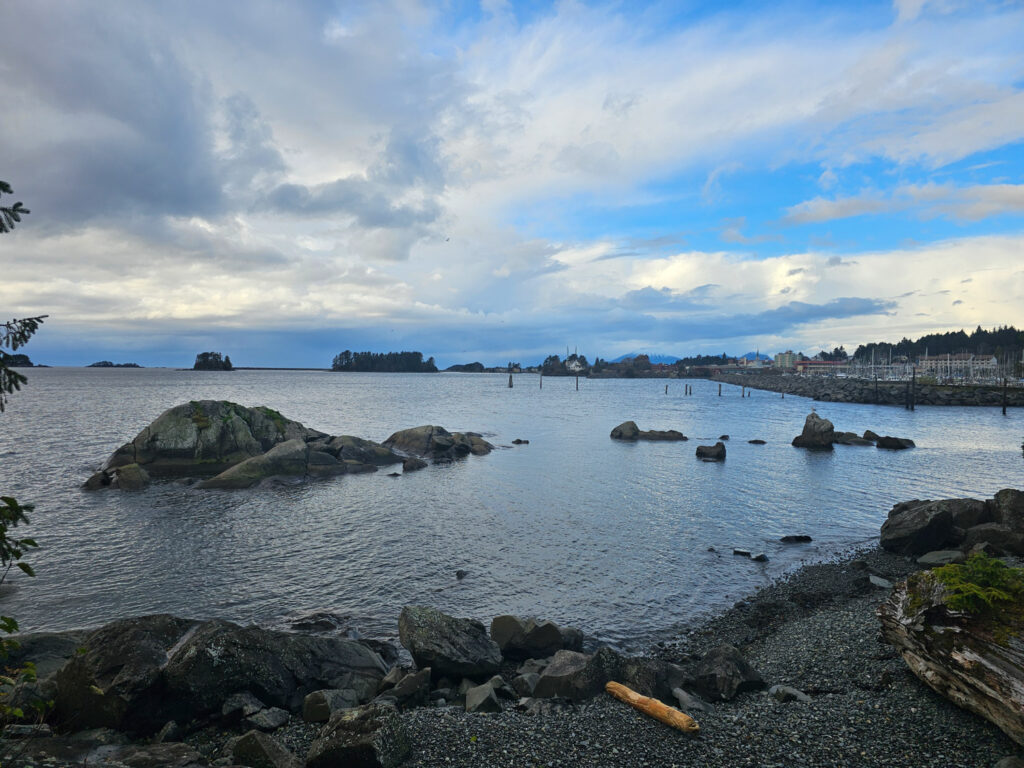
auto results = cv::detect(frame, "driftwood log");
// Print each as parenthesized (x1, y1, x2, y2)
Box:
(878, 572, 1024, 745)
(604, 681, 700, 734)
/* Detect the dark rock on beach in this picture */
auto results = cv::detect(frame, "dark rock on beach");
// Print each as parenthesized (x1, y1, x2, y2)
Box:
(489, 615, 580, 660)
(398, 606, 502, 681)
(53, 614, 386, 735)
(879, 491, 1024, 556)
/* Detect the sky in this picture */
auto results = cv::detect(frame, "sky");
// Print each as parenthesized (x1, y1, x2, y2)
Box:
(2, 0, 1023, 368)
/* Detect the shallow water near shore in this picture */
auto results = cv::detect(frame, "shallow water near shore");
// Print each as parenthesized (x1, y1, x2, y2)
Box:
(0, 368, 1021, 650)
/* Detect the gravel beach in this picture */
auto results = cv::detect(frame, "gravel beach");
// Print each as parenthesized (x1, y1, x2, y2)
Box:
(394, 547, 1021, 768)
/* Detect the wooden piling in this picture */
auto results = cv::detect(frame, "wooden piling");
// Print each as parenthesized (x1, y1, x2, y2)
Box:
(910, 367, 916, 411)
(539, 373, 542, 389)
(718, 383, 722, 396)
(508, 373, 513, 388)
(1003, 378, 1008, 415)
(576, 374, 579, 391)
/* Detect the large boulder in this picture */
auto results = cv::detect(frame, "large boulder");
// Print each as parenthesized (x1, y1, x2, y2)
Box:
(791, 411, 835, 450)
(610, 421, 640, 441)
(489, 616, 580, 660)
(100, 401, 313, 477)
(685, 644, 764, 701)
(532, 647, 685, 703)
(5, 629, 89, 711)
(878, 567, 1024, 746)
(398, 606, 501, 681)
(53, 614, 198, 734)
(695, 442, 726, 461)
(53, 615, 387, 735)
(384, 426, 492, 459)
(880, 498, 991, 556)
(990, 489, 1024, 533)
(305, 702, 411, 768)
(161, 619, 387, 719)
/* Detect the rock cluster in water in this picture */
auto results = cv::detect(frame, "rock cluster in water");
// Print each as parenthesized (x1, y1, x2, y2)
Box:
(791, 411, 914, 451)
(83, 400, 493, 491)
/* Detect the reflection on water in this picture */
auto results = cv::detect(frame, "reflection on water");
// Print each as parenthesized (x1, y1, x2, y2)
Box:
(0, 367, 1020, 650)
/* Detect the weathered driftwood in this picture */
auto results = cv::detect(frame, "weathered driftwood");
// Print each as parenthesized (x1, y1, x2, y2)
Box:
(878, 572, 1024, 745)
(604, 681, 699, 734)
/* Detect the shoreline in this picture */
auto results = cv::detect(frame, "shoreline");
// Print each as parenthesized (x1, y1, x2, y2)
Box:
(2, 546, 1021, 766)
(392, 545, 1019, 767)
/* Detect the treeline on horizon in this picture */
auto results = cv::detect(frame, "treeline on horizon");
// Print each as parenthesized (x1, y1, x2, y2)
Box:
(331, 350, 438, 373)
(852, 325, 1023, 362)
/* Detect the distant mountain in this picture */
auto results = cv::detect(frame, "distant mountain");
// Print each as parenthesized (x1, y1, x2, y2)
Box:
(738, 352, 771, 361)
(611, 352, 680, 365)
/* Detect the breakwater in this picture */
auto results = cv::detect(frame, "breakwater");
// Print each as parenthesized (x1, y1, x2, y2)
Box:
(713, 372, 1024, 407)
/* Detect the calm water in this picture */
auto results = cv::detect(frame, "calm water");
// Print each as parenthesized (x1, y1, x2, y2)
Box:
(0, 368, 1021, 650)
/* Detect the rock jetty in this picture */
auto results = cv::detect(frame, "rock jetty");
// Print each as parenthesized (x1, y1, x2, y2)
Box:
(714, 372, 1024, 407)
(83, 401, 493, 490)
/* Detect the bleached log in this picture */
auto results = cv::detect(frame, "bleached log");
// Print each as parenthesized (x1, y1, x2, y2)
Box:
(878, 573, 1024, 745)
(604, 681, 699, 734)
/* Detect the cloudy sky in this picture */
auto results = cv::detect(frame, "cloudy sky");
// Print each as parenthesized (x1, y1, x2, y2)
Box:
(2, 0, 1023, 367)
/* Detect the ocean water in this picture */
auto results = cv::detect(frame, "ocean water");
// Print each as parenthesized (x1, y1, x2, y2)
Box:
(0, 367, 1021, 650)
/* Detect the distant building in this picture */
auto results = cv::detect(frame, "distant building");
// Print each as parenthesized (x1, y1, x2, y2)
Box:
(774, 350, 797, 370)
(795, 359, 848, 375)
(916, 353, 997, 378)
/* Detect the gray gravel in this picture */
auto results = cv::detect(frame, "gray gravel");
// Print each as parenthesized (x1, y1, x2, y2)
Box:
(397, 547, 1022, 768)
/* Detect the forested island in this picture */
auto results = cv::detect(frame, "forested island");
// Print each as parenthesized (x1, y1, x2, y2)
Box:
(193, 352, 233, 371)
(331, 350, 437, 373)
(88, 361, 142, 368)
(3, 353, 33, 367)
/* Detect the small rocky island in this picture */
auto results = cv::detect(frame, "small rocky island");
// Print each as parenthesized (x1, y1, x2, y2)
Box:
(88, 361, 142, 368)
(84, 400, 493, 491)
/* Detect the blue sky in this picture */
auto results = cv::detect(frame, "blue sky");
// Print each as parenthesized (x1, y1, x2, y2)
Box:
(1, 0, 1023, 367)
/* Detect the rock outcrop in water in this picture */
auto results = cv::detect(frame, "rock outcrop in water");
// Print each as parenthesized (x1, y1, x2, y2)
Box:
(383, 425, 493, 460)
(695, 442, 726, 461)
(84, 401, 493, 490)
(790, 411, 914, 452)
(609, 421, 687, 441)
(791, 411, 836, 450)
